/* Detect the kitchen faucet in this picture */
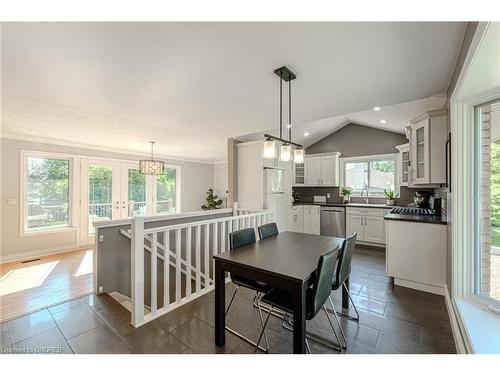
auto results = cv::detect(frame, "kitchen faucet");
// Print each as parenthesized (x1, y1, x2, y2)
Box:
(361, 185, 369, 204)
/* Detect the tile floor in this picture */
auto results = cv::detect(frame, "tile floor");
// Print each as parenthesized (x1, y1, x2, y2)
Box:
(0, 246, 456, 354)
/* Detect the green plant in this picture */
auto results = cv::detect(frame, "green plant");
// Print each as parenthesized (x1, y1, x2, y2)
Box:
(341, 186, 353, 197)
(201, 188, 223, 210)
(384, 189, 399, 200)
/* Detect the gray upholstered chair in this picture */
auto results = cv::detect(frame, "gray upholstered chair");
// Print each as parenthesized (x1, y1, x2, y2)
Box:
(226, 228, 272, 352)
(257, 222, 279, 240)
(254, 245, 341, 353)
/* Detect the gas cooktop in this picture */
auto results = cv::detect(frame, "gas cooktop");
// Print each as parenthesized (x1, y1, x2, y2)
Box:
(390, 207, 436, 216)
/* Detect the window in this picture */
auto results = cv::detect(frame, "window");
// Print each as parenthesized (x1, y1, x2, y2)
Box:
(475, 100, 500, 303)
(24, 155, 71, 232)
(155, 167, 178, 214)
(343, 155, 396, 196)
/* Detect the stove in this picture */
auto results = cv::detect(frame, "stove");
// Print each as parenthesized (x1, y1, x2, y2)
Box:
(390, 207, 436, 216)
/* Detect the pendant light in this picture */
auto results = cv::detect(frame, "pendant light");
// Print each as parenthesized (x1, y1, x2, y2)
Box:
(265, 66, 304, 164)
(139, 141, 165, 175)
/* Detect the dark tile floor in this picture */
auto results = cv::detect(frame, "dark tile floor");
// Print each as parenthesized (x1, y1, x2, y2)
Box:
(0, 246, 456, 354)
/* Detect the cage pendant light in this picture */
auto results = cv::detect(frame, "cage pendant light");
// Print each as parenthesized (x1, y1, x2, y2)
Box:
(139, 141, 165, 175)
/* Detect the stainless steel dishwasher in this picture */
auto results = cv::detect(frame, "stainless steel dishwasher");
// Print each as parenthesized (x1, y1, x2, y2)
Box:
(320, 206, 346, 237)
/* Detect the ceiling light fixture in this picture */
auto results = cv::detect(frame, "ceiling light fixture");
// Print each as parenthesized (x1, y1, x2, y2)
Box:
(380, 119, 387, 124)
(373, 106, 381, 111)
(264, 66, 304, 164)
(304, 132, 309, 137)
(139, 141, 165, 175)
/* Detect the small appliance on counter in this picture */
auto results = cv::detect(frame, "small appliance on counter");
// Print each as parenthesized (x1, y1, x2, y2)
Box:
(292, 190, 300, 203)
(413, 191, 431, 208)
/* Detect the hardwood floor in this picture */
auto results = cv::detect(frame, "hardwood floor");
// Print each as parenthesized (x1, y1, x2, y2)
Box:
(0, 246, 456, 354)
(0, 249, 93, 323)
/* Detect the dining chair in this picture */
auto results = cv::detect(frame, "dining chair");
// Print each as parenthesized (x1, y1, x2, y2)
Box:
(226, 228, 273, 352)
(257, 222, 279, 240)
(254, 245, 341, 354)
(327, 232, 359, 348)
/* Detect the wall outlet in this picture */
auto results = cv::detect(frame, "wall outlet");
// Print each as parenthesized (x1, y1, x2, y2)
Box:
(99, 235, 104, 242)
(98, 286, 103, 293)
(327, 193, 331, 199)
(7, 198, 16, 205)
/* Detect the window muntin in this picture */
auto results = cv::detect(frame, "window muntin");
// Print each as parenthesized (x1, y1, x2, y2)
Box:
(344, 157, 396, 196)
(25, 156, 71, 232)
(475, 101, 500, 303)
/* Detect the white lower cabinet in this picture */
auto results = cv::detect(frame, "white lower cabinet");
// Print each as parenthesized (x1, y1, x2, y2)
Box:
(386, 220, 446, 295)
(346, 207, 386, 245)
(289, 205, 320, 235)
(290, 205, 304, 232)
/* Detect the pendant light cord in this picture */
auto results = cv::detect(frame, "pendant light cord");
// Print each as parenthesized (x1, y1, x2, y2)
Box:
(289, 79, 292, 142)
(279, 74, 283, 140)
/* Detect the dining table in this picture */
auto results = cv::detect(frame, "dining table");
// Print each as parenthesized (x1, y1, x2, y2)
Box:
(213, 231, 345, 354)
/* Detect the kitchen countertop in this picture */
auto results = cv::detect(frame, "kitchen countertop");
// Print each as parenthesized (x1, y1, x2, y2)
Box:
(292, 201, 393, 209)
(383, 212, 447, 225)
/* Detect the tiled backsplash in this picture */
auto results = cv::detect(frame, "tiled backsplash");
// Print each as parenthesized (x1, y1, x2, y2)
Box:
(292, 185, 446, 209)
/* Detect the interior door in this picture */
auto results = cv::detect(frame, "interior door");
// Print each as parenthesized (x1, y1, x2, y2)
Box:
(80, 160, 121, 246)
(121, 164, 150, 217)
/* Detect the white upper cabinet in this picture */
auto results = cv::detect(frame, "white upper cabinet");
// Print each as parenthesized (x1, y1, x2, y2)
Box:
(409, 109, 447, 185)
(299, 152, 341, 186)
(396, 143, 410, 187)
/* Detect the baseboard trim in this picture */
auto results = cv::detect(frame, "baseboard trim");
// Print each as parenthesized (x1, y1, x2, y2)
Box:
(0, 244, 92, 264)
(394, 278, 445, 295)
(444, 285, 468, 354)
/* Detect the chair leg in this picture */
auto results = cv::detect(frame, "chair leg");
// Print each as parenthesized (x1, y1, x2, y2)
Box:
(225, 286, 239, 316)
(257, 296, 270, 351)
(343, 282, 360, 321)
(305, 339, 312, 354)
(254, 304, 273, 353)
(327, 298, 347, 349)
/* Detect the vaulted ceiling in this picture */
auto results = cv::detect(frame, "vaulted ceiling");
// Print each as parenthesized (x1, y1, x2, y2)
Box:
(1, 22, 466, 162)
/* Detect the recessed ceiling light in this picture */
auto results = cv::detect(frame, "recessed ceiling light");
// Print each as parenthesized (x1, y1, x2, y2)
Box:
(373, 106, 381, 111)
(304, 132, 309, 137)
(380, 120, 387, 124)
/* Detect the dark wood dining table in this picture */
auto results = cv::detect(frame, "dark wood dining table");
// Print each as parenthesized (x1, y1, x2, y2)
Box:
(213, 231, 345, 354)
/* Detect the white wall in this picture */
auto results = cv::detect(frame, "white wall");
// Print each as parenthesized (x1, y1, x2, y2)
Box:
(0, 137, 214, 261)
(213, 163, 228, 207)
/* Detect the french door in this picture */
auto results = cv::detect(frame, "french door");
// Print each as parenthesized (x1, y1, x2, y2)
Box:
(81, 159, 177, 246)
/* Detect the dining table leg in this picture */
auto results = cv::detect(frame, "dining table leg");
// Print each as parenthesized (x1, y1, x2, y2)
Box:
(214, 261, 225, 347)
(292, 282, 307, 354)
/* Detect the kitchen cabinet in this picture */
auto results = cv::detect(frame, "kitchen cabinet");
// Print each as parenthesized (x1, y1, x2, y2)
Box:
(409, 109, 447, 185)
(346, 207, 385, 245)
(386, 219, 446, 295)
(290, 205, 304, 232)
(396, 143, 410, 187)
(302, 152, 341, 186)
(293, 162, 305, 185)
(290, 205, 320, 235)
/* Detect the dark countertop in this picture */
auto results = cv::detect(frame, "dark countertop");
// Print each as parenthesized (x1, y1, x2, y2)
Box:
(292, 201, 393, 209)
(384, 213, 447, 225)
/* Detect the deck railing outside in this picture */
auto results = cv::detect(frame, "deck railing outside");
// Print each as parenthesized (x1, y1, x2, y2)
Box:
(130, 203, 274, 327)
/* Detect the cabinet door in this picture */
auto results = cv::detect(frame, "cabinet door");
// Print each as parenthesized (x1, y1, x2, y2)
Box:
(311, 206, 321, 235)
(320, 155, 335, 185)
(293, 162, 305, 185)
(346, 214, 364, 240)
(401, 150, 410, 186)
(411, 119, 430, 184)
(305, 157, 321, 185)
(364, 216, 385, 244)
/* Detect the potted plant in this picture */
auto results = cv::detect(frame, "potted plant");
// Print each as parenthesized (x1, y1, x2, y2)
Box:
(341, 186, 353, 204)
(201, 188, 223, 210)
(384, 189, 399, 206)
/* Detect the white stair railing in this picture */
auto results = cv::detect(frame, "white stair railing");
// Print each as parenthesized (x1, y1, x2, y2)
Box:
(130, 206, 274, 327)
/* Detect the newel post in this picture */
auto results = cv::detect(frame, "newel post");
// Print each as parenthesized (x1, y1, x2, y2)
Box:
(131, 216, 145, 327)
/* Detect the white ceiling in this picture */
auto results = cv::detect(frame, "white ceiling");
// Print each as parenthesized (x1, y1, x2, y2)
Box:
(1, 22, 466, 162)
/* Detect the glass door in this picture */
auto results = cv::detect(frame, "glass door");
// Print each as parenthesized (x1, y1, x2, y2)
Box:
(401, 150, 410, 185)
(154, 167, 178, 215)
(81, 160, 121, 246)
(121, 164, 150, 217)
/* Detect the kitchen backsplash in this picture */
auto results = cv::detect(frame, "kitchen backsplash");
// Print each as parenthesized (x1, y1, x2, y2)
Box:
(292, 185, 446, 209)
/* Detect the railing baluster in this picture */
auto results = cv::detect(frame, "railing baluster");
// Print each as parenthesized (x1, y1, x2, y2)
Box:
(131, 217, 145, 327)
(195, 225, 201, 293)
(163, 230, 170, 308)
(186, 226, 192, 299)
(213, 222, 218, 280)
(151, 232, 158, 316)
(221, 219, 226, 253)
(175, 228, 181, 303)
(204, 223, 210, 287)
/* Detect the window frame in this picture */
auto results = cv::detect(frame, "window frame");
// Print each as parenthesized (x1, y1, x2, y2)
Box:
(151, 164, 182, 215)
(20, 150, 77, 236)
(339, 153, 399, 197)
